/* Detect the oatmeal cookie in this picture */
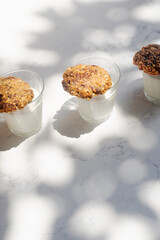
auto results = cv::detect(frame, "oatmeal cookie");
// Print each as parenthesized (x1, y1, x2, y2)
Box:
(133, 44, 160, 75)
(62, 64, 112, 99)
(0, 76, 34, 113)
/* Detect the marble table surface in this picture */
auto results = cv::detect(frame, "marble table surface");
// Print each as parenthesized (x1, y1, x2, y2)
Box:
(0, 0, 160, 239)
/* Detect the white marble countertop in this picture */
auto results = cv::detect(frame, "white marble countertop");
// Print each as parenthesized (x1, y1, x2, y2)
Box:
(0, 0, 160, 239)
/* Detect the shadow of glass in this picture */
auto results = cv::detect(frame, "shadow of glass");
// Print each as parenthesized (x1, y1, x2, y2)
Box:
(0, 116, 27, 151)
(0, 194, 9, 240)
(119, 78, 160, 123)
(53, 97, 98, 138)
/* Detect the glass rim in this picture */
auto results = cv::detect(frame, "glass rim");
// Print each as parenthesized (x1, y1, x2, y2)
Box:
(149, 39, 160, 44)
(2, 69, 44, 105)
(75, 57, 121, 90)
(143, 71, 160, 78)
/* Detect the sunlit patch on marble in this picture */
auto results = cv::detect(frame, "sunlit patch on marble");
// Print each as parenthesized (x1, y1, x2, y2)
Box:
(0, 0, 61, 69)
(44, 73, 68, 113)
(82, 29, 110, 48)
(82, 25, 136, 49)
(113, 24, 136, 47)
(1, 49, 60, 71)
(132, 1, 160, 22)
(31, 50, 60, 67)
(137, 181, 160, 218)
(128, 126, 158, 151)
(118, 158, 148, 184)
(70, 51, 112, 68)
(69, 201, 115, 238)
(32, 143, 75, 186)
(5, 194, 57, 240)
(0, 168, 39, 195)
(112, 50, 135, 69)
(67, 200, 155, 240)
(0, 150, 29, 176)
(150, 39, 160, 45)
(110, 215, 155, 240)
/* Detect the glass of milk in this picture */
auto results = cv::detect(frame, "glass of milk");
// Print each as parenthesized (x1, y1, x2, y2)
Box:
(143, 72, 160, 104)
(143, 39, 160, 104)
(76, 58, 120, 124)
(1, 70, 44, 137)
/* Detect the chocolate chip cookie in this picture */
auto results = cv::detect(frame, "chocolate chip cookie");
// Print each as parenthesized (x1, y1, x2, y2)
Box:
(133, 44, 160, 75)
(0, 76, 34, 113)
(62, 64, 112, 99)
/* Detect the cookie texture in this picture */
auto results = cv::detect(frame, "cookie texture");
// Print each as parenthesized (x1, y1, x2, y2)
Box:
(62, 64, 112, 99)
(0, 76, 34, 113)
(133, 44, 160, 75)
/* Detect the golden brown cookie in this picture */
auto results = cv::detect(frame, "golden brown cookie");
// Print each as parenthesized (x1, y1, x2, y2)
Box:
(0, 76, 34, 113)
(62, 64, 112, 99)
(133, 44, 160, 75)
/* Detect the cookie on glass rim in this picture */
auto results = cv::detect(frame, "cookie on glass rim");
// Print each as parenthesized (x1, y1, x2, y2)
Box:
(62, 64, 112, 100)
(133, 44, 160, 75)
(0, 76, 34, 113)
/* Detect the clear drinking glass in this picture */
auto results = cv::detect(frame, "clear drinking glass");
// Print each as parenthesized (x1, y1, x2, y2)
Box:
(143, 72, 160, 104)
(76, 58, 120, 124)
(143, 39, 160, 104)
(1, 70, 44, 137)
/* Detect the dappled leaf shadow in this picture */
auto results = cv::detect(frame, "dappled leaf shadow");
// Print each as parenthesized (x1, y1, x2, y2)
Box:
(36, 135, 160, 240)
(1, 0, 160, 239)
